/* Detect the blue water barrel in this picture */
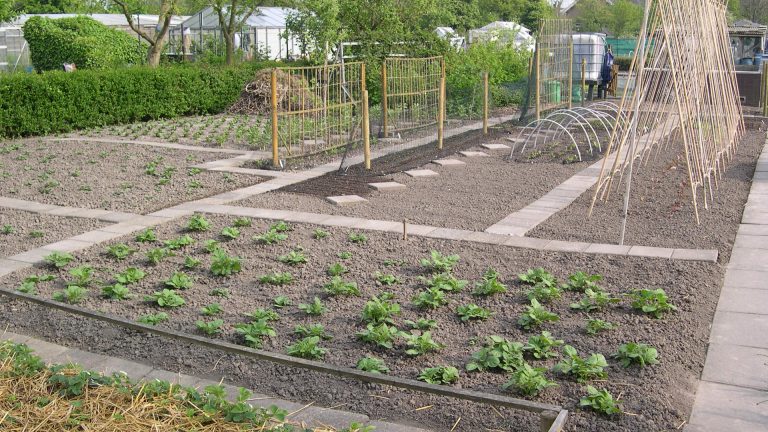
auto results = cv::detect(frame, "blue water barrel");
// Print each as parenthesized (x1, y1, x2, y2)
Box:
(739, 57, 754, 65)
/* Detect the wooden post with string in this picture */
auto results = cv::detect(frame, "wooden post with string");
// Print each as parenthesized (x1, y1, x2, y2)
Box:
(483, 71, 489, 135)
(568, 38, 574, 109)
(271, 68, 279, 168)
(382, 61, 388, 138)
(438, 57, 446, 149)
(535, 40, 541, 121)
(581, 58, 586, 107)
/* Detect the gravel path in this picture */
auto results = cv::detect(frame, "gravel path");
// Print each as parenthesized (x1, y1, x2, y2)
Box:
(0, 209, 105, 258)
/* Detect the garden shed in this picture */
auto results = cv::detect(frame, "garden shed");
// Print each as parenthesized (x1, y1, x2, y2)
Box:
(169, 7, 301, 61)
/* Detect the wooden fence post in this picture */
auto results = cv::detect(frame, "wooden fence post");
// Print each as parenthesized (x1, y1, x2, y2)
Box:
(363, 89, 371, 169)
(438, 57, 446, 149)
(381, 61, 388, 138)
(483, 71, 489, 135)
(568, 38, 574, 109)
(535, 41, 541, 121)
(271, 68, 279, 167)
(581, 58, 586, 108)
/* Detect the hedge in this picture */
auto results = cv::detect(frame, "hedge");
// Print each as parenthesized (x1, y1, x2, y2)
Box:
(0, 62, 277, 137)
(23, 16, 146, 71)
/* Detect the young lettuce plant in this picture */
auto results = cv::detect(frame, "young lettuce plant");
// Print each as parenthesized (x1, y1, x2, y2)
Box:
(200, 303, 223, 316)
(106, 244, 135, 261)
(420, 251, 460, 273)
(472, 268, 508, 296)
(245, 308, 280, 322)
(356, 357, 389, 374)
(570, 289, 621, 312)
(278, 248, 307, 266)
(115, 268, 145, 285)
(313, 229, 329, 239)
(373, 272, 400, 286)
(254, 230, 287, 245)
(146, 248, 174, 265)
(456, 304, 493, 322)
(210, 250, 242, 277)
(563, 271, 603, 292)
(586, 318, 617, 335)
(525, 284, 562, 303)
(235, 320, 276, 348)
(287, 336, 326, 360)
(44, 251, 74, 269)
(629, 288, 677, 319)
(298, 297, 327, 316)
(613, 343, 659, 368)
(580, 386, 621, 415)
(518, 299, 559, 330)
(209, 287, 230, 298)
(324, 276, 360, 296)
(412, 287, 448, 309)
(326, 262, 348, 276)
(187, 215, 211, 232)
(523, 331, 564, 359)
(259, 271, 293, 286)
(419, 273, 467, 293)
(269, 221, 292, 232)
(146, 289, 186, 308)
(165, 272, 193, 290)
(295, 324, 332, 340)
(357, 323, 403, 349)
(138, 312, 169, 325)
(466, 336, 525, 373)
(163, 235, 194, 250)
(220, 227, 240, 240)
(184, 256, 202, 269)
(518, 268, 557, 288)
(403, 331, 443, 356)
(348, 232, 368, 244)
(418, 366, 459, 385)
(272, 295, 292, 308)
(361, 293, 401, 324)
(52, 286, 87, 304)
(232, 217, 252, 228)
(196, 319, 224, 335)
(68, 265, 95, 287)
(404, 318, 438, 330)
(553, 345, 608, 382)
(502, 363, 558, 396)
(102, 283, 132, 300)
(135, 229, 157, 243)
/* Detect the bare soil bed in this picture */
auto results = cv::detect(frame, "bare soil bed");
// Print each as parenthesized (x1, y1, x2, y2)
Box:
(0, 214, 724, 431)
(529, 130, 766, 261)
(0, 209, 105, 258)
(237, 129, 590, 231)
(0, 139, 263, 215)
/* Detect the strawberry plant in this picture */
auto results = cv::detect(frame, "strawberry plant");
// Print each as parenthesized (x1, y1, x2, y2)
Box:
(115, 268, 145, 285)
(570, 289, 620, 312)
(52, 286, 87, 304)
(502, 363, 558, 396)
(356, 357, 389, 374)
(404, 318, 437, 330)
(273, 295, 292, 308)
(419, 273, 467, 292)
(580, 386, 621, 415)
(553, 345, 608, 382)
(235, 320, 276, 348)
(361, 293, 401, 324)
(106, 244, 135, 261)
(232, 217, 252, 228)
(298, 297, 326, 315)
(519, 268, 557, 288)
(220, 227, 240, 240)
(210, 250, 242, 277)
(146, 289, 186, 308)
(472, 268, 507, 296)
(278, 249, 307, 266)
(196, 319, 224, 335)
(184, 256, 202, 269)
(203, 240, 221, 253)
(348, 232, 368, 244)
(418, 366, 458, 385)
(135, 229, 157, 243)
(313, 229, 329, 239)
(270, 221, 292, 232)
(403, 331, 443, 356)
(412, 287, 448, 309)
(420, 251, 460, 273)
(629, 288, 677, 318)
(164, 235, 195, 250)
(201, 303, 223, 316)
(613, 343, 659, 367)
(44, 251, 74, 268)
(586, 318, 617, 335)
(466, 336, 525, 372)
(187, 215, 212, 232)
(338, 251, 353, 260)
(209, 288, 230, 298)
(144, 249, 168, 266)
(456, 304, 493, 322)
(563, 271, 603, 292)
(245, 308, 280, 322)
(357, 323, 402, 349)
(295, 324, 333, 340)
(324, 276, 360, 296)
(525, 284, 562, 303)
(327, 263, 348, 276)
(102, 283, 132, 300)
(518, 299, 559, 330)
(523, 331, 564, 359)
(138, 312, 169, 325)
(68, 266, 95, 287)
(259, 271, 293, 286)
(165, 272, 193, 290)
(287, 336, 326, 360)
(374, 272, 400, 286)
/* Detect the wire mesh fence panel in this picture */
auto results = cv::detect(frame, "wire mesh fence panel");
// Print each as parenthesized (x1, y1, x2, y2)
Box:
(380, 56, 443, 137)
(272, 62, 365, 163)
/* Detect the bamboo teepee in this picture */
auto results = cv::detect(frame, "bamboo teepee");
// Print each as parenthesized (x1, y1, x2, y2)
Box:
(590, 0, 744, 242)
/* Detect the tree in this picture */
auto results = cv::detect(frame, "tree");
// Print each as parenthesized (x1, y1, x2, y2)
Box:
(1, 0, 21, 23)
(607, 0, 642, 37)
(741, 0, 768, 24)
(112, 0, 178, 67)
(572, 0, 610, 33)
(210, 0, 268, 66)
(286, 0, 343, 62)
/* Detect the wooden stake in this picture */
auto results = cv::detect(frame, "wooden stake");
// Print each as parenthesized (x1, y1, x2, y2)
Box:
(568, 38, 574, 109)
(363, 89, 371, 170)
(271, 68, 279, 167)
(402, 219, 408, 240)
(438, 57, 446, 149)
(382, 61, 388, 138)
(535, 40, 541, 121)
(581, 58, 586, 108)
(482, 71, 489, 135)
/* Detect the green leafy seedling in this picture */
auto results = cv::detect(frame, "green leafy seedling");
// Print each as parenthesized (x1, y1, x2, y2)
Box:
(298, 297, 326, 316)
(210, 250, 242, 277)
(201, 303, 223, 316)
(220, 227, 240, 240)
(203, 240, 221, 253)
(135, 229, 157, 243)
(254, 230, 288, 244)
(68, 265, 95, 287)
(245, 308, 280, 322)
(553, 345, 608, 382)
(146, 248, 173, 265)
(196, 319, 224, 335)
(419, 273, 467, 292)
(563, 271, 603, 292)
(629, 288, 677, 319)
(348, 232, 367, 244)
(361, 293, 401, 324)
(324, 276, 360, 296)
(102, 283, 131, 300)
(259, 271, 293, 286)
(313, 229, 329, 239)
(356, 323, 403, 349)
(403, 331, 443, 356)
(374, 272, 400, 286)
(209, 287, 230, 298)
(273, 295, 292, 308)
(44, 251, 73, 269)
(338, 251, 353, 260)
(278, 249, 307, 266)
(525, 284, 562, 303)
(269, 221, 292, 232)
(52, 286, 87, 304)
(412, 287, 448, 309)
(466, 336, 525, 372)
(472, 268, 507, 296)
(404, 318, 438, 330)
(106, 244, 135, 261)
(235, 320, 276, 348)
(115, 268, 145, 285)
(164, 235, 194, 250)
(456, 304, 493, 322)
(586, 318, 617, 335)
(295, 324, 332, 340)
(184, 256, 202, 269)
(232, 217, 252, 227)
(523, 331, 564, 359)
(187, 215, 211, 232)
(570, 289, 621, 312)
(580, 386, 621, 415)
(420, 251, 460, 273)
(613, 343, 659, 368)
(418, 366, 458, 385)
(518, 299, 559, 330)
(502, 363, 558, 396)
(165, 272, 193, 290)
(519, 268, 557, 288)
(146, 289, 186, 308)
(327, 262, 348, 276)
(138, 312, 169, 325)
(287, 336, 326, 360)
(356, 357, 389, 374)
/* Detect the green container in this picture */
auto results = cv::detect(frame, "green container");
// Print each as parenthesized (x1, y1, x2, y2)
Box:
(545, 80, 562, 104)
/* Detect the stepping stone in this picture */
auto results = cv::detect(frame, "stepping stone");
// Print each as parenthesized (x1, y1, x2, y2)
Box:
(326, 195, 368, 206)
(404, 169, 439, 178)
(432, 159, 466, 166)
(368, 181, 406, 192)
(459, 151, 489, 157)
(481, 143, 511, 150)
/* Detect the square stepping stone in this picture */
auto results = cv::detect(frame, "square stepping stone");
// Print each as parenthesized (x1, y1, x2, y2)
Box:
(459, 151, 489, 157)
(404, 169, 439, 177)
(432, 159, 466, 166)
(368, 181, 406, 192)
(481, 143, 511, 150)
(326, 195, 368, 206)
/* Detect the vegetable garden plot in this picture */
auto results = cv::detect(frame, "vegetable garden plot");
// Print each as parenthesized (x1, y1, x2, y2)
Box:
(0, 214, 726, 431)
(0, 139, 261, 215)
(0, 209, 106, 258)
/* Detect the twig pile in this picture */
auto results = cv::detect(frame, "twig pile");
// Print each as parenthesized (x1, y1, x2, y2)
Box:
(229, 69, 316, 115)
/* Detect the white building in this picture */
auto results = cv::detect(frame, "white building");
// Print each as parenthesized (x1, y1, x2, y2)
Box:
(468, 21, 534, 51)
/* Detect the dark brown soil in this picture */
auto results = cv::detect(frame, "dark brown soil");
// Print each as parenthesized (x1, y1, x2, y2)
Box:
(0, 139, 263, 215)
(0, 209, 105, 258)
(529, 131, 766, 261)
(0, 215, 725, 432)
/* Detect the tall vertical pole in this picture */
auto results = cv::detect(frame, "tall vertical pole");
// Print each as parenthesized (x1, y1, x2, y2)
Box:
(763, 65, 768, 117)
(271, 69, 279, 168)
(535, 41, 541, 121)
(568, 38, 574, 109)
(619, 0, 651, 245)
(381, 61, 388, 138)
(581, 59, 586, 107)
(363, 89, 371, 170)
(438, 57, 446, 149)
(483, 71, 489, 135)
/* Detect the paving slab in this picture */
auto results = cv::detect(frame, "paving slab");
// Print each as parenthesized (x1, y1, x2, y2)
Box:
(628, 245, 675, 259)
(734, 234, 768, 249)
(40, 239, 95, 253)
(326, 195, 368, 206)
(99, 357, 154, 380)
(458, 151, 489, 157)
(143, 369, 205, 388)
(484, 225, 529, 236)
(728, 248, 768, 271)
(351, 219, 403, 233)
(460, 231, 508, 245)
(368, 182, 407, 192)
(544, 240, 592, 253)
(423, 227, 471, 241)
(22, 338, 70, 360)
(716, 286, 768, 314)
(100, 212, 141, 223)
(503, 236, 551, 250)
(709, 310, 768, 348)
(687, 381, 768, 431)
(480, 143, 511, 150)
(723, 269, 768, 289)
(404, 169, 439, 178)
(60, 348, 110, 369)
(431, 159, 466, 166)
(701, 343, 768, 390)
(100, 222, 150, 235)
(366, 420, 433, 432)
(0, 332, 30, 344)
(7, 248, 53, 264)
(671, 249, 719, 262)
(584, 243, 632, 256)
(291, 406, 369, 430)
(0, 259, 32, 276)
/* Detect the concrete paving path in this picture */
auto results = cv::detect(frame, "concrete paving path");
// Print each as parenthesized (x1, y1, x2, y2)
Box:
(685, 136, 768, 432)
(0, 331, 429, 432)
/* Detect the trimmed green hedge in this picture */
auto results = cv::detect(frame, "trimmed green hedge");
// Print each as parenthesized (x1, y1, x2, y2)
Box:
(23, 16, 146, 71)
(0, 62, 277, 137)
